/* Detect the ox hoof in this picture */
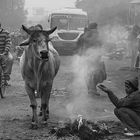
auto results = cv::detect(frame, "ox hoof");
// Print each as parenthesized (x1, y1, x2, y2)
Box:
(42, 117, 49, 125)
(30, 122, 38, 129)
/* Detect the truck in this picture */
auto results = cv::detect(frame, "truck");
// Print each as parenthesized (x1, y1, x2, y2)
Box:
(48, 7, 88, 55)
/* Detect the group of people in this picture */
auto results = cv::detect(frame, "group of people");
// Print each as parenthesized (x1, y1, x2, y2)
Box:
(1, 21, 140, 136)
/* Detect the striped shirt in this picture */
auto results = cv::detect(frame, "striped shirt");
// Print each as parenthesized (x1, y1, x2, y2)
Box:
(0, 28, 11, 54)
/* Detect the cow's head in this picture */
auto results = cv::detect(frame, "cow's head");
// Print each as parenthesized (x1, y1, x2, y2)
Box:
(21, 25, 57, 60)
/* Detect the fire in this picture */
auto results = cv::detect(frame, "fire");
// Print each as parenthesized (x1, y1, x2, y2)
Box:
(77, 114, 83, 130)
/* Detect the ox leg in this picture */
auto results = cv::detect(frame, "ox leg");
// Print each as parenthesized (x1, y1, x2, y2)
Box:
(0, 89, 4, 98)
(41, 85, 52, 124)
(25, 83, 38, 129)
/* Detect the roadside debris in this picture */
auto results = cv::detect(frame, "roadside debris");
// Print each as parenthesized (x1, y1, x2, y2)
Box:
(51, 88, 68, 97)
(49, 115, 111, 140)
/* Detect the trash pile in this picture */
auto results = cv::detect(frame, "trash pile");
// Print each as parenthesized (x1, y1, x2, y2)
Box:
(51, 88, 69, 97)
(49, 115, 112, 140)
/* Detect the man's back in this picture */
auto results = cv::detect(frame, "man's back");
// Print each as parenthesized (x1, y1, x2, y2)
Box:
(126, 91, 140, 114)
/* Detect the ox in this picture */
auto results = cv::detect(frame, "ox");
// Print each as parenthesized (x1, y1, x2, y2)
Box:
(20, 25, 60, 128)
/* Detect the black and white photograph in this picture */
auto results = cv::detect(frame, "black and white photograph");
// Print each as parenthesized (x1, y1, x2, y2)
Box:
(1, 0, 140, 139)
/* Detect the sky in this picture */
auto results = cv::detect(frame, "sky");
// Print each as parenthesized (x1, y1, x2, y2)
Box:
(25, 0, 77, 11)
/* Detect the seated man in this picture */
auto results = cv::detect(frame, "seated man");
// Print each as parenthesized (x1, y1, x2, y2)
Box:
(0, 23, 14, 86)
(98, 77, 140, 136)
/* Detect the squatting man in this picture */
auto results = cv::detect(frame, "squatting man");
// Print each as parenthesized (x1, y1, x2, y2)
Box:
(98, 77, 140, 136)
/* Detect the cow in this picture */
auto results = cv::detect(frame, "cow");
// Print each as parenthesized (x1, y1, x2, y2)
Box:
(20, 25, 60, 128)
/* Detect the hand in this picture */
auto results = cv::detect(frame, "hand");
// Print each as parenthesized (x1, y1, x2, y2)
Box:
(98, 84, 110, 93)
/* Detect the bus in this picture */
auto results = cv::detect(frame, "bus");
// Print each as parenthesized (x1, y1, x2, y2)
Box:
(48, 7, 88, 55)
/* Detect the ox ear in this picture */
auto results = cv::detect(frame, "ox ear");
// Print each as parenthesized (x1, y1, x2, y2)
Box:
(22, 25, 32, 35)
(46, 26, 57, 35)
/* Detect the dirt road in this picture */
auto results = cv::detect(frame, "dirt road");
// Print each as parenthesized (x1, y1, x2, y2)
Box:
(0, 56, 139, 140)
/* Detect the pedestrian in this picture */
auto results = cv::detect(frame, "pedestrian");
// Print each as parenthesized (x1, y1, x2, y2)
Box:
(76, 22, 106, 96)
(0, 23, 14, 86)
(128, 25, 140, 69)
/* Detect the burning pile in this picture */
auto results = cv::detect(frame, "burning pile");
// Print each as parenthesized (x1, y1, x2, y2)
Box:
(49, 115, 111, 140)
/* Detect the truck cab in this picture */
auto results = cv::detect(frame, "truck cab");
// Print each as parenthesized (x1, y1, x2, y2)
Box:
(48, 7, 88, 55)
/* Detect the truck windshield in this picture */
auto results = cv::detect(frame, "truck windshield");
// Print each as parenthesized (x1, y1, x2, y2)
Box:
(51, 14, 87, 30)
(69, 15, 87, 30)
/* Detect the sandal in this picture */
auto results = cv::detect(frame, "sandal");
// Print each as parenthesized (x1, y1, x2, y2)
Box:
(124, 128, 134, 137)
(124, 128, 140, 137)
(124, 132, 134, 137)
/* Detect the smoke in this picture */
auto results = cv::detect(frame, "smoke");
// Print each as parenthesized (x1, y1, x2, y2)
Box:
(99, 24, 130, 55)
(66, 48, 105, 121)
(87, 0, 129, 25)
(65, 24, 130, 121)
(100, 24, 129, 44)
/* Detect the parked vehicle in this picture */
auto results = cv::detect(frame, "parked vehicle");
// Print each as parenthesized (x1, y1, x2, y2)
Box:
(48, 7, 88, 55)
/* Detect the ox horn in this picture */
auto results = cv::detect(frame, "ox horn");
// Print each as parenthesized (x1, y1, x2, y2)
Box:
(22, 25, 33, 35)
(44, 26, 57, 35)
(19, 39, 30, 46)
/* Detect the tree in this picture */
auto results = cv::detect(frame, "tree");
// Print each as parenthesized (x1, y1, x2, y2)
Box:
(75, 0, 130, 26)
(0, 0, 27, 31)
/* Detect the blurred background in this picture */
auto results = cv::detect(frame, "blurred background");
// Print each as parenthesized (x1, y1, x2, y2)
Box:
(0, 0, 139, 31)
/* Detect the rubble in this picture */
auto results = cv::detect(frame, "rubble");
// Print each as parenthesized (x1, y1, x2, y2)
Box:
(51, 88, 68, 97)
(49, 115, 111, 140)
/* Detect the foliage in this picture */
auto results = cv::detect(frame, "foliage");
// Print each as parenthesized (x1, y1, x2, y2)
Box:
(0, 0, 27, 31)
(75, 0, 130, 26)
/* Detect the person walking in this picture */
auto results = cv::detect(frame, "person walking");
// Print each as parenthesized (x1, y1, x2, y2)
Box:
(0, 23, 14, 86)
